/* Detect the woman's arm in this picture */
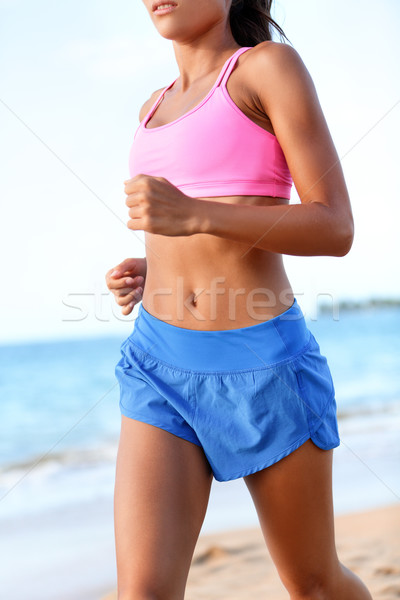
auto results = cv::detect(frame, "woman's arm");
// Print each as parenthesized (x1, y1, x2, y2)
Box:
(125, 43, 354, 257)
(106, 92, 161, 316)
(194, 42, 354, 257)
(195, 195, 352, 257)
(105, 257, 146, 315)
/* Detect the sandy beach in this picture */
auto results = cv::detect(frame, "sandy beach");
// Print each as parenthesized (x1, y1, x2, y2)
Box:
(102, 502, 400, 600)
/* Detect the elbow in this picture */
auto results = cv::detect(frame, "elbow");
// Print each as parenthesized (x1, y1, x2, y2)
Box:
(332, 215, 354, 257)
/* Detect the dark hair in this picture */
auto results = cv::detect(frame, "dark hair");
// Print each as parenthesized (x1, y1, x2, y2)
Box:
(229, 0, 288, 46)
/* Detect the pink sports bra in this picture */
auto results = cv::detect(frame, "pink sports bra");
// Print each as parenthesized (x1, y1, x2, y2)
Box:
(128, 46, 293, 199)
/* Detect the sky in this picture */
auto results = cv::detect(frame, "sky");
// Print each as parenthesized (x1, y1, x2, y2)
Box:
(1, 0, 399, 343)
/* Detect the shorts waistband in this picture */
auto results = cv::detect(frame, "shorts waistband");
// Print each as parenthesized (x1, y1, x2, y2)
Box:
(127, 298, 311, 372)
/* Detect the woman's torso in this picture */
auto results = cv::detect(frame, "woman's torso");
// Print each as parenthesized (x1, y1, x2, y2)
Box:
(140, 46, 294, 330)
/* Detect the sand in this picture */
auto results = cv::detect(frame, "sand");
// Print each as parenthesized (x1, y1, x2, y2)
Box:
(102, 502, 400, 599)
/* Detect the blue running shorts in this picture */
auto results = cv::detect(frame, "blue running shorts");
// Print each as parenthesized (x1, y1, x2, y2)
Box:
(115, 298, 340, 481)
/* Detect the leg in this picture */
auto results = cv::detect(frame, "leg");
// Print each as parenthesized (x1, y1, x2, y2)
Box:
(244, 439, 373, 600)
(114, 415, 213, 600)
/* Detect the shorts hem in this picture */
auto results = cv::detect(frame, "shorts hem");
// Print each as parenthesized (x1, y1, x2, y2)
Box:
(119, 401, 203, 448)
(307, 389, 338, 442)
(212, 431, 339, 482)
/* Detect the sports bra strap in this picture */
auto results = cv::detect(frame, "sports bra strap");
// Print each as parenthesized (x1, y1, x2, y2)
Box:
(219, 46, 252, 88)
(145, 79, 177, 123)
(144, 47, 251, 125)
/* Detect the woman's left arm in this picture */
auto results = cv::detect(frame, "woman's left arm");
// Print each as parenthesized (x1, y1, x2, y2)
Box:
(194, 42, 354, 257)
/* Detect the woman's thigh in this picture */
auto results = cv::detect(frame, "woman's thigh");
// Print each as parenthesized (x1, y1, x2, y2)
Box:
(244, 439, 341, 596)
(114, 415, 213, 599)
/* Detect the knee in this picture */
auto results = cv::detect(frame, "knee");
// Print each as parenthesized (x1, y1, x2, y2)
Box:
(285, 572, 336, 600)
(118, 591, 163, 600)
(289, 588, 326, 600)
(117, 584, 178, 600)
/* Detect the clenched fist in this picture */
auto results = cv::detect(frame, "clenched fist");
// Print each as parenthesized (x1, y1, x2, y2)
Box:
(124, 174, 203, 236)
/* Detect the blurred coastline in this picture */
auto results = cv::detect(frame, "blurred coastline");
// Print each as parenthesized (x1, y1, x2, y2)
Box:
(318, 297, 400, 311)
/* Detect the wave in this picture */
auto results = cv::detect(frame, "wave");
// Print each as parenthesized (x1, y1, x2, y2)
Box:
(337, 397, 400, 420)
(1, 401, 399, 478)
(0, 438, 119, 477)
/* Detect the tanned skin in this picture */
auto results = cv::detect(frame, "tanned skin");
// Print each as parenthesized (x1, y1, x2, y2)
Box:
(106, 2, 372, 599)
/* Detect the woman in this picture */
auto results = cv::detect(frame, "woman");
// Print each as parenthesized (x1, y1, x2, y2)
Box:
(106, 1, 373, 598)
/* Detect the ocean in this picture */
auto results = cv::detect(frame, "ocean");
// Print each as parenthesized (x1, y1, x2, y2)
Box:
(0, 304, 399, 599)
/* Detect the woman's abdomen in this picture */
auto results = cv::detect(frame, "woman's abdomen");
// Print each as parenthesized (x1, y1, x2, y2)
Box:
(141, 224, 294, 331)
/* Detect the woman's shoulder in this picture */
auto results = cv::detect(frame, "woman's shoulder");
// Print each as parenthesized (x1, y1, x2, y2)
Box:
(240, 41, 313, 107)
(243, 41, 306, 83)
(138, 86, 167, 122)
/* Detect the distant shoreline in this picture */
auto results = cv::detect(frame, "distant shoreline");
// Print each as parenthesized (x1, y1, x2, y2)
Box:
(318, 297, 400, 312)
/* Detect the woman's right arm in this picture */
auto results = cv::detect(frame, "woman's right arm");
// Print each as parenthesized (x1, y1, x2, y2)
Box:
(105, 257, 147, 315)
(106, 89, 167, 315)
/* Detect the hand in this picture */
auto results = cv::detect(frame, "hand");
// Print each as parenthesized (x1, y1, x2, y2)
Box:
(124, 174, 202, 236)
(105, 257, 146, 316)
